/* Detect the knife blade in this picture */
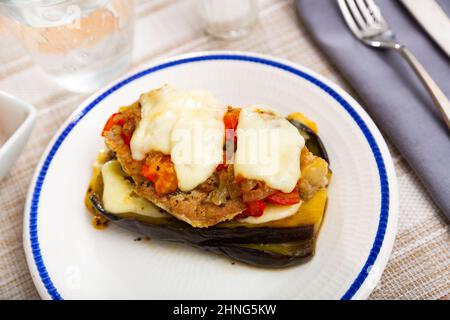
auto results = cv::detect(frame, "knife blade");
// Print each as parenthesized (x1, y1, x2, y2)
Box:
(400, 0, 450, 57)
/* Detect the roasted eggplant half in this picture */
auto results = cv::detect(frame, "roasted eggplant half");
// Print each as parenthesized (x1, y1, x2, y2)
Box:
(90, 193, 314, 245)
(85, 111, 330, 268)
(199, 240, 314, 268)
(89, 193, 314, 268)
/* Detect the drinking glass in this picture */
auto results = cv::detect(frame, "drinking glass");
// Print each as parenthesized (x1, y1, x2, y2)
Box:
(0, 0, 134, 93)
(199, 0, 259, 40)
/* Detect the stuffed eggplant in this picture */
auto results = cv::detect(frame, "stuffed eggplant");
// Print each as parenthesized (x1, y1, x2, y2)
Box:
(85, 85, 331, 268)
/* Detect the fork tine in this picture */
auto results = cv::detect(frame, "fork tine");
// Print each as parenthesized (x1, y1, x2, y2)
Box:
(345, 0, 368, 29)
(337, 0, 363, 38)
(364, 0, 388, 28)
(355, 0, 376, 25)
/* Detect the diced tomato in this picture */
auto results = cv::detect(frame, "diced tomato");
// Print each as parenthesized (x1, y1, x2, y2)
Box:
(141, 165, 158, 182)
(224, 108, 240, 147)
(101, 113, 125, 137)
(216, 153, 228, 171)
(216, 163, 227, 171)
(243, 200, 266, 217)
(101, 112, 133, 146)
(234, 174, 245, 183)
(141, 155, 178, 195)
(223, 107, 240, 131)
(217, 108, 241, 171)
(266, 189, 301, 205)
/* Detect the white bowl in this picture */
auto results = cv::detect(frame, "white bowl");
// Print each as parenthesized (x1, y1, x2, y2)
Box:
(0, 91, 36, 181)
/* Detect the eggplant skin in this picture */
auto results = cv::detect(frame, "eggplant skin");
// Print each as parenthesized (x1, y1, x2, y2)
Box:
(199, 242, 314, 268)
(90, 194, 315, 268)
(289, 119, 329, 163)
(90, 194, 313, 244)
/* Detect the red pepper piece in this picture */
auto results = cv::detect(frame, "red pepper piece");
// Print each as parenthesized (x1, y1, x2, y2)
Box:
(243, 200, 266, 218)
(101, 113, 125, 137)
(266, 189, 301, 205)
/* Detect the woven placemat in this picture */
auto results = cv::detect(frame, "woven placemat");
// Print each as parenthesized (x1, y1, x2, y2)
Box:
(0, 0, 448, 300)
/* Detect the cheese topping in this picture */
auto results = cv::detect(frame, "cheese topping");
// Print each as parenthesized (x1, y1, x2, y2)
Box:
(238, 202, 302, 224)
(234, 107, 305, 193)
(130, 85, 226, 191)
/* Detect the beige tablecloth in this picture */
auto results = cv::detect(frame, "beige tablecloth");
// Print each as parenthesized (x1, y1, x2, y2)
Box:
(0, 0, 448, 300)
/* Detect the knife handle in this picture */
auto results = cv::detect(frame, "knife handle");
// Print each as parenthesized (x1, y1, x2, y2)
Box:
(398, 46, 450, 131)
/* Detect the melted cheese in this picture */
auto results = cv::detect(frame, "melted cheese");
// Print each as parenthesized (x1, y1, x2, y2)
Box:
(238, 202, 302, 224)
(234, 107, 305, 193)
(130, 85, 226, 191)
(102, 161, 166, 217)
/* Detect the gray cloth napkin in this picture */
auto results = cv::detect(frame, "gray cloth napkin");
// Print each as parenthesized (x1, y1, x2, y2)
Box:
(296, 0, 450, 219)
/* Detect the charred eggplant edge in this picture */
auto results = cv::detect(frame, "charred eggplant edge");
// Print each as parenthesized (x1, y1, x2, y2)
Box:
(89, 193, 314, 245)
(90, 194, 315, 268)
(289, 119, 329, 163)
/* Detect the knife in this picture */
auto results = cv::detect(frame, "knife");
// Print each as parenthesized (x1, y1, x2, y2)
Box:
(400, 0, 450, 57)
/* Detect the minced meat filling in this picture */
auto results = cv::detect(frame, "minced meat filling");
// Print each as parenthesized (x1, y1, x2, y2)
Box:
(103, 102, 329, 228)
(104, 102, 246, 228)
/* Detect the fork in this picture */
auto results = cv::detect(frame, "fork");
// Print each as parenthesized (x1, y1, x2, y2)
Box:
(337, 0, 450, 131)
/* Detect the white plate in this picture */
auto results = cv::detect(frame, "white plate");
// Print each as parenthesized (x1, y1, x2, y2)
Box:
(23, 52, 398, 300)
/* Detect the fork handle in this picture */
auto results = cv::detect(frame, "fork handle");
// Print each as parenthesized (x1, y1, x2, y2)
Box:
(397, 46, 450, 130)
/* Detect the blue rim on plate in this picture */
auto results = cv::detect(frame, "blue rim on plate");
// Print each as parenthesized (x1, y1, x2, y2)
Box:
(28, 53, 389, 300)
